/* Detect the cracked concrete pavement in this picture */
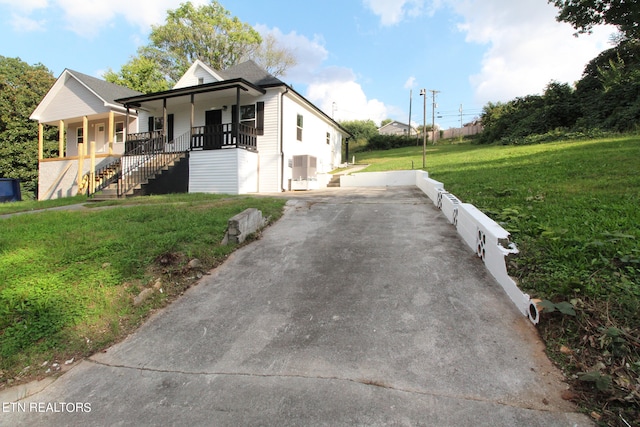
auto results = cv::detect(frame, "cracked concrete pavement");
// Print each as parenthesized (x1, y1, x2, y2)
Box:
(0, 186, 592, 426)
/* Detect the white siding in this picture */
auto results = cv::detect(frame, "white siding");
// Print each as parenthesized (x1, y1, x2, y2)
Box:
(189, 149, 258, 194)
(174, 62, 222, 89)
(257, 89, 282, 193)
(38, 76, 108, 123)
(280, 92, 345, 189)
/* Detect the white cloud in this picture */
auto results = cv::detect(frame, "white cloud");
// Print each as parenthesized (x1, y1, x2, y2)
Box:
(404, 76, 417, 89)
(448, 0, 614, 104)
(0, 0, 48, 12)
(9, 13, 45, 31)
(363, 0, 426, 26)
(254, 24, 329, 82)
(260, 24, 388, 124)
(306, 68, 387, 124)
(0, 0, 210, 37)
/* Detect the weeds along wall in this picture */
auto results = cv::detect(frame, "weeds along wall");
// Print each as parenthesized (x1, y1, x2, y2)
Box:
(341, 170, 540, 324)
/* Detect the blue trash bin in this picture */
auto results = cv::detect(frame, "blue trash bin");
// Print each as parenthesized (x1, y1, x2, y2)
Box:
(0, 178, 22, 202)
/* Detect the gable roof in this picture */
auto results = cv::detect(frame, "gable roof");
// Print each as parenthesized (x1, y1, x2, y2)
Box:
(69, 70, 143, 105)
(218, 60, 283, 87)
(173, 60, 225, 89)
(379, 120, 411, 130)
(31, 69, 142, 122)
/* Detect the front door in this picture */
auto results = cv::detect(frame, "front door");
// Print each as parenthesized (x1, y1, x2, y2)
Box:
(95, 123, 106, 151)
(205, 110, 222, 149)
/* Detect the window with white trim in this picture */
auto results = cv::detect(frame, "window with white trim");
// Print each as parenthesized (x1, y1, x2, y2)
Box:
(296, 114, 303, 141)
(115, 122, 124, 143)
(77, 127, 84, 144)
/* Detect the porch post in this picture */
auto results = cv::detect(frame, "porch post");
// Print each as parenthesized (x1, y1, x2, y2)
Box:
(90, 141, 96, 194)
(108, 111, 115, 155)
(235, 87, 240, 143)
(38, 123, 44, 160)
(77, 142, 85, 193)
(125, 107, 130, 147)
(58, 120, 64, 158)
(190, 94, 195, 150)
(82, 116, 89, 156)
(163, 98, 168, 143)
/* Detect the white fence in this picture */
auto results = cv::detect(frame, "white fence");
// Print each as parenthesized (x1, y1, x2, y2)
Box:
(342, 170, 540, 324)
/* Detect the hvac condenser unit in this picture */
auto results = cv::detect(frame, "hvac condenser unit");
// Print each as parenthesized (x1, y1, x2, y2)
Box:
(291, 155, 318, 190)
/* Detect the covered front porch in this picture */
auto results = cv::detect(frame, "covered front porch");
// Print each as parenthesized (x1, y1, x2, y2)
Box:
(36, 110, 137, 200)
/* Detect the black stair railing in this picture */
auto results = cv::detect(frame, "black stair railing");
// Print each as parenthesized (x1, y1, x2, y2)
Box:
(118, 131, 190, 197)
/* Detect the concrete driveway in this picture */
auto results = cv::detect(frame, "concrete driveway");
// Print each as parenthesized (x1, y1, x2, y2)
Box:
(1, 187, 591, 426)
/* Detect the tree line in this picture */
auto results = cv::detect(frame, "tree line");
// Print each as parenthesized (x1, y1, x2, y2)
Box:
(480, 1, 640, 144)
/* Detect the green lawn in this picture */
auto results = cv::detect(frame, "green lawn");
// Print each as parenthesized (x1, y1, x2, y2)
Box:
(355, 136, 640, 422)
(0, 194, 286, 384)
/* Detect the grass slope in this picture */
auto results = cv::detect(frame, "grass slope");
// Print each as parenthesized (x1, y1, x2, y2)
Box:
(356, 136, 639, 424)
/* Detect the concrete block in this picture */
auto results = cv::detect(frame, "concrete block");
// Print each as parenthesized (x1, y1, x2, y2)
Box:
(225, 208, 265, 244)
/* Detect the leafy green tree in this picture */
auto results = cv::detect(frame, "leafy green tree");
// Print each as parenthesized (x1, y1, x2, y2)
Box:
(144, 1, 262, 82)
(380, 118, 393, 127)
(103, 56, 169, 94)
(111, 1, 297, 89)
(339, 120, 379, 143)
(576, 39, 640, 130)
(548, 0, 640, 40)
(0, 56, 57, 198)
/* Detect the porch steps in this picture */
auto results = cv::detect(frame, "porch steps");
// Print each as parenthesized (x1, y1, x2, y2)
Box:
(90, 153, 188, 201)
(327, 174, 341, 188)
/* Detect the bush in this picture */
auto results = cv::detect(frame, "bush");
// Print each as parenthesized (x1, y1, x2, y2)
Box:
(367, 134, 418, 151)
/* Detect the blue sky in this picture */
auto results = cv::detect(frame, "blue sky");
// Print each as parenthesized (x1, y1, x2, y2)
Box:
(0, 0, 614, 129)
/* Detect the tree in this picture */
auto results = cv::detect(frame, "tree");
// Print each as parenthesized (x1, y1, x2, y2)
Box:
(144, 1, 261, 82)
(339, 120, 379, 143)
(103, 56, 169, 94)
(111, 1, 296, 89)
(548, 0, 640, 41)
(0, 56, 57, 198)
(247, 33, 297, 77)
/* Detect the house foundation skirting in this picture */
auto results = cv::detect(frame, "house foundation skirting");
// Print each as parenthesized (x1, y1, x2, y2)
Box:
(189, 149, 259, 195)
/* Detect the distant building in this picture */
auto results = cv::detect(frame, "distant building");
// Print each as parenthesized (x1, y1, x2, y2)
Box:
(378, 120, 415, 136)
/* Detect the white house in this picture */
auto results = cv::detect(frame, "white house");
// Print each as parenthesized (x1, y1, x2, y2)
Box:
(31, 60, 351, 199)
(378, 120, 415, 136)
(30, 69, 142, 200)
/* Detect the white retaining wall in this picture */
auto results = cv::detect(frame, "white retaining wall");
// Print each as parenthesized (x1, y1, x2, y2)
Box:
(342, 170, 539, 324)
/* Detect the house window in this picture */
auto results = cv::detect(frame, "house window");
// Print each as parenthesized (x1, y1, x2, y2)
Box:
(77, 127, 84, 144)
(240, 104, 256, 128)
(115, 122, 124, 143)
(326, 132, 331, 145)
(198, 77, 204, 85)
(296, 114, 303, 141)
(153, 117, 163, 131)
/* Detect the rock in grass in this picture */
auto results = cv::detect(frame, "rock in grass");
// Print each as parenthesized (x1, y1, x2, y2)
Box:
(133, 288, 154, 306)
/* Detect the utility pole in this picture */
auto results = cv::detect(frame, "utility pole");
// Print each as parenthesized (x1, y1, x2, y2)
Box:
(459, 104, 463, 142)
(430, 90, 440, 145)
(420, 89, 427, 168)
(408, 90, 412, 138)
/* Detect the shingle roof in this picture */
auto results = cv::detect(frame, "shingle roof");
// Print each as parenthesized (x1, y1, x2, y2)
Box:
(218, 60, 284, 87)
(67, 69, 143, 105)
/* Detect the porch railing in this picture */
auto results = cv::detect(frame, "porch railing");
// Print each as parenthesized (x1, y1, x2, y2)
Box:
(86, 123, 257, 198)
(118, 131, 189, 196)
(191, 123, 257, 151)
